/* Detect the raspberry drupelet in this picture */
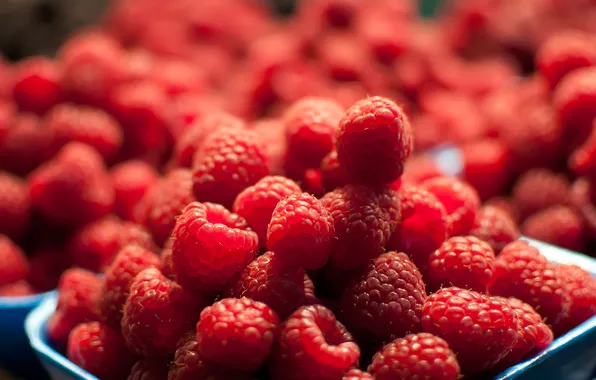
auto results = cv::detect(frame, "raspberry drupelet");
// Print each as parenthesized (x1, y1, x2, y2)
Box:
(336, 96, 413, 185)
(343, 369, 373, 380)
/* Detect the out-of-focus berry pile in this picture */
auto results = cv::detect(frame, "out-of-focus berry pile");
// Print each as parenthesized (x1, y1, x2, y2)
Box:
(0, 0, 596, 379)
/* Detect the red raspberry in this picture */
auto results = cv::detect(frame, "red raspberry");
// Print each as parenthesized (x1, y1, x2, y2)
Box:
(270, 305, 360, 380)
(485, 197, 519, 223)
(421, 287, 519, 375)
(29, 143, 114, 227)
(47, 268, 102, 346)
(267, 192, 335, 270)
(569, 121, 596, 178)
(569, 178, 596, 240)
(46, 104, 123, 162)
(251, 118, 287, 175)
(343, 369, 373, 380)
(101, 245, 162, 327)
(461, 138, 510, 200)
(315, 33, 372, 84)
(151, 58, 206, 97)
(489, 240, 571, 326)
(521, 206, 584, 252)
(283, 97, 344, 170)
(233, 176, 301, 245)
(401, 154, 443, 185)
(320, 150, 349, 192)
(422, 176, 480, 236)
(193, 127, 270, 209)
(511, 169, 569, 221)
(320, 185, 400, 270)
(122, 268, 203, 356)
(12, 56, 62, 115)
(0, 235, 29, 287)
(173, 112, 246, 169)
(428, 236, 495, 293)
(160, 239, 175, 279)
(226, 251, 310, 320)
(172, 202, 258, 294)
(67, 321, 135, 379)
(469, 205, 520, 254)
(27, 248, 71, 292)
(339, 251, 426, 344)
(388, 185, 449, 270)
(336, 96, 413, 185)
(0, 171, 31, 240)
(128, 358, 169, 380)
(196, 298, 280, 371)
(554, 264, 596, 334)
(142, 169, 195, 246)
(110, 160, 159, 222)
(69, 217, 157, 272)
(368, 333, 460, 380)
(495, 297, 553, 368)
(537, 30, 596, 89)
(0, 280, 36, 297)
(0, 113, 53, 175)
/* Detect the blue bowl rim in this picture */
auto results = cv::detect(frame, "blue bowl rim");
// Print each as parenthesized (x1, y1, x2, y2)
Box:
(24, 238, 596, 380)
(0, 290, 56, 308)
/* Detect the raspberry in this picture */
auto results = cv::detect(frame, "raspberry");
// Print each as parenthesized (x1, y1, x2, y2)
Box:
(554, 264, 596, 334)
(461, 138, 510, 200)
(69, 216, 156, 271)
(0, 113, 53, 175)
(421, 287, 519, 375)
(569, 178, 596, 240)
(401, 154, 442, 185)
(12, 56, 63, 115)
(343, 369, 373, 380)
(251, 118, 287, 175)
(67, 321, 135, 379)
(29, 143, 114, 227)
(267, 192, 335, 270)
(160, 239, 175, 279)
(196, 298, 280, 371)
(422, 176, 480, 236)
(485, 197, 519, 223)
(172, 202, 258, 294)
(0, 171, 31, 240)
(336, 96, 412, 185)
(226, 251, 310, 320)
(142, 169, 195, 246)
(101, 245, 162, 327)
(569, 121, 596, 178)
(368, 333, 460, 380)
(537, 30, 596, 89)
(233, 176, 301, 245)
(270, 305, 360, 380)
(511, 169, 569, 221)
(47, 268, 102, 346)
(356, 6, 410, 65)
(27, 248, 71, 292)
(321, 150, 349, 192)
(489, 240, 571, 326)
(46, 104, 123, 162)
(193, 127, 270, 209)
(0, 235, 29, 287)
(151, 58, 206, 97)
(495, 297, 553, 368)
(173, 112, 246, 169)
(122, 268, 203, 356)
(169, 94, 223, 138)
(0, 280, 36, 297)
(427, 236, 495, 293)
(128, 358, 169, 380)
(283, 97, 344, 170)
(339, 251, 426, 344)
(110, 160, 159, 222)
(521, 206, 584, 251)
(387, 185, 449, 270)
(469, 205, 520, 254)
(320, 185, 400, 270)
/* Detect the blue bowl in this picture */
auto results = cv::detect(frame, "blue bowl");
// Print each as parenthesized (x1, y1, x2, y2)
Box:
(0, 290, 55, 379)
(24, 239, 596, 380)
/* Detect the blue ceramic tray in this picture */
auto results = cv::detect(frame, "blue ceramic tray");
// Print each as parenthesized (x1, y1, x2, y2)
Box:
(0, 290, 55, 378)
(25, 239, 596, 380)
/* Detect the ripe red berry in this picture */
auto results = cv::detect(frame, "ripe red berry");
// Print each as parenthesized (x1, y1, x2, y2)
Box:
(101, 245, 162, 327)
(489, 240, 571, 326)
(569, 121, 596, 178)
(469, 205, 520, 254)
(270, 305, 360, 380)
(267, 192, 335, 270)
(121, 268, 203, 356)
(569, 178, 596, 240)
(336, 96, 413, 185)
(320, 150, 349, 192)
(172, 202, 258, 294)
(12, 56, 62, 115)
(339, 251, 427, 344)
(343, 369, 373, 380)
(110, 160, 159, 222)
(421, 287, 519, 375)
(428, 236, 495, 293)
(461, 138, 510, 200)
(128, 358, 169, 380)
(422, 176, 480, 236)
(233, 176, 301, 245)
(368, 333, 460, 380)
(521, 206, 584, 252)
(554, 264, 596, 334)
(0, 171, 31, 240)
(67, 321, 135, 379)
(321, 185, 400, 270)
(512, 169, 569, 221)
(0, 235, 29, 287)
(0, 280, 36, 297)
(193, 127, 270, 209)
